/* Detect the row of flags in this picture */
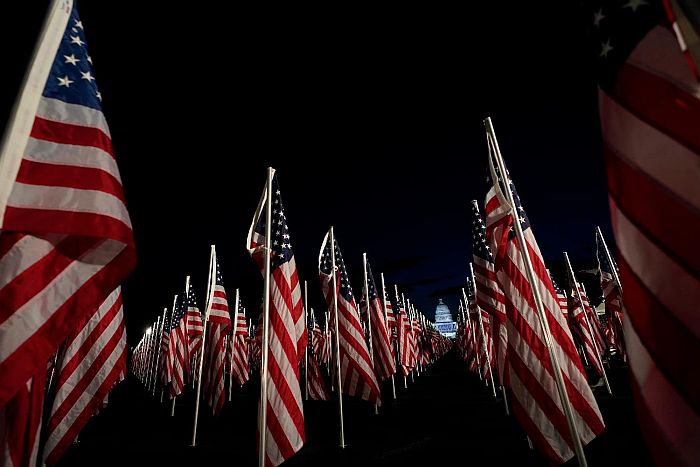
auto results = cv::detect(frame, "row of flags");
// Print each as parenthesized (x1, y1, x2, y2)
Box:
(130, 170, 452, 466)
(0, 2, 136, 466)
(1, 1, 697, 466)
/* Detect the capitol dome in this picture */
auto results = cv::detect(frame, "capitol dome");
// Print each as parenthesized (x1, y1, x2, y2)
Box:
(434, 299, 457, 337)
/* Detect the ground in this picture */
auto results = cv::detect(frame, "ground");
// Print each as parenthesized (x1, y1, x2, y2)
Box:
(55, 351, 652, 466)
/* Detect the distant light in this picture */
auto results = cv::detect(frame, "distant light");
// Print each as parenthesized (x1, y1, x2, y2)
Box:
(146, 326, 152, 335)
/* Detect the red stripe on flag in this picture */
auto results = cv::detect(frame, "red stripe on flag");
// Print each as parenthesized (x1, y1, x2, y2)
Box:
(31, 117, 114, 157)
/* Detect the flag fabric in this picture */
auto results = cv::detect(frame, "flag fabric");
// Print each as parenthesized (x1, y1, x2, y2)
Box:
(203, 255, 232, 416)
(43, 287, 127, 465)
(567, 283, 604, 379)
(185, 282, 204, 374)
(307, 354, 330, 401)
(231, 304, 250, 387)
(0, 367, 45, 467)
(319, 231, 381, 405)
(311, 314, 324, 365)
(395, 294, 413, 377)
(361, 261, 396, 380)
(467, 283, 493, 380)
(383, 287, 397, 341)
(579, 284, 608, 358)
(306, 310, 330, 401)
(247, 172, 305, 467)
(589, 2, 700, 463)
(471, 201, 508, 385)
(160, 311, 172, 389)
(550, 274, 569, 320)
(168, 295, 188, 398)
(483, 143, 604, 463)
(595, 230, 625, 358)
(0, 0, 135, 413)
(0, 4, 135, 466)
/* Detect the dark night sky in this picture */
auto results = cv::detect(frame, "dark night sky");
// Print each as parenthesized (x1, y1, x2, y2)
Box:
(3, 1, 613, 344)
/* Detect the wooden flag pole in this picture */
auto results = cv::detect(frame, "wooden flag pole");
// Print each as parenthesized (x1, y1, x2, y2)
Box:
(148, 317, 160, 394)
(191, 246, 215, 447)
(329, 227, 346, 448)
(596, 226, 623, 293)
(170, 293, 179, 416)
(380, 273, 397, 400)
(229, 289, 239, 401)
(304, 280, 309, 401)
(161, 305, 171, 404)
(362, 254, 379, 415)
(259, 168, 274, 467)
(325, 310, 331, 378)
(469, 263, 498, 398)
(399, 291, 408, 389)
(485, 117, 588, 467)
(154, 308, 166, 396)
(462, 288, 483, 380)
(564, 253, 613, 396)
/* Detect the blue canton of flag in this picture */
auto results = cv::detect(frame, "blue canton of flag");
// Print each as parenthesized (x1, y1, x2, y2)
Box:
(319, 235, 355, 303)
(44, 8, 102, 108)
(471, 202, 494, 262)
(486, 160, 530, 239)
(253, 178, 294, 268)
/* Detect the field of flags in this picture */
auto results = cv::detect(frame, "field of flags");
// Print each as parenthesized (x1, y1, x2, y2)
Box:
(1, 1, 699, 467)
(131, 204, 452, 464)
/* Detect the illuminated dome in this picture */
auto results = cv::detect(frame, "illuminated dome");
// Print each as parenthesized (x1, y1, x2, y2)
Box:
(434, 299, 457, 337)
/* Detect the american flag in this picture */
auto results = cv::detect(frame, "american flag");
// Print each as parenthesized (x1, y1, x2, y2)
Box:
(589, 1, 700, 461)
(185, 281, 204, 375)
(361, 260, 396, 380)
(467, 281, 493, 380)
(471, 201, 508, 385)
(394, 291, 413, 377)
(483, 132, 604, 463)
(595, 229, 625, 358)
(567, 280, 604, 378)
(231, 300, 250, 387)
(43, 287, 126, 464)
(306, 309, 330, 401)
(0, 3, 135, 464)
(383, 283, 397, 340)
(310, 310, 324, 364)
(203, 253, 231, 415)
(160, 308, 172, 389)
(319, 231, 381, 405)
(550, 273, 569, 320)
(247, 172, 305, 467)
(168, 293, 188, 398)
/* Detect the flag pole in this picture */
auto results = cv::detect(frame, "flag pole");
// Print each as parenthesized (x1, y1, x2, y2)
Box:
(304, 280, 309, 401)
(564, 252, 612, 395)
(329, 227, 346, 448)
(154, 308, 166, 396)
(400, 291, 408, 388)
(161, 305, 171, 404)
(325, 310, 331, 378)
(394, 285, 406, 389)
(380, 273, 397, 400)
(191, 245, 216, 447)
(485, 117, 588, 467)
(469, 263, 497, 398)
(596, 226, 623, 293)
(259, 167, 274, 467)
(461, 288, 483, 380)
(362, 254, 379, 415)
(148, 316, 160, 394)
(230, 288, 239, 401)
(170, 293, 179, 416)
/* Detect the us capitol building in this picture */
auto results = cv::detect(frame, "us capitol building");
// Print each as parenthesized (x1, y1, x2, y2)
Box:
(434, 298, 457, 338)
